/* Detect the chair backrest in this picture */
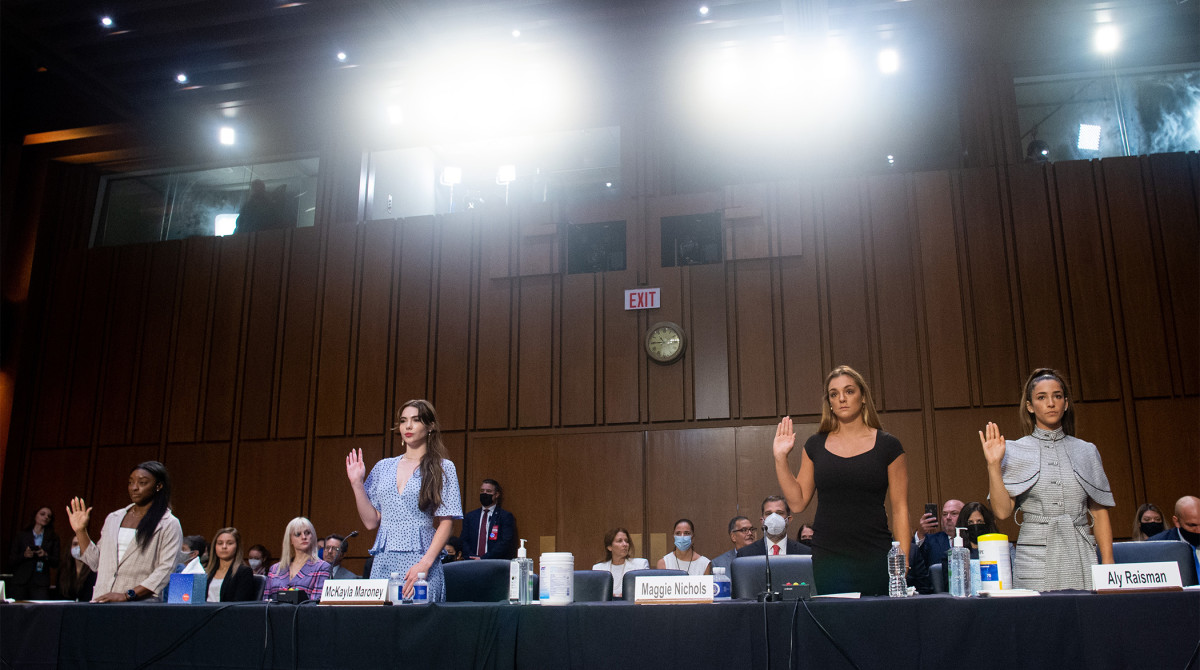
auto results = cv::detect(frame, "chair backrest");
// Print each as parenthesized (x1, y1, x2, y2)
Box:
(929, 564, 947, 594)
(621, 569, 687, 601)
(729, 556, 815, 600)
(443, 559, 512, 602)
(573, 570, 613, 602)
(1112, 540, 1198, 586)
(252, 574, 267, 601)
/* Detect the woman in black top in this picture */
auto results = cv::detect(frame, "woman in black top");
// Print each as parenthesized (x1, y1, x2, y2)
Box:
(206, 527, 257, 602)
(772, 366, 911, 595)
(58, 536, 96, 602)
(7, 506, 60, 600)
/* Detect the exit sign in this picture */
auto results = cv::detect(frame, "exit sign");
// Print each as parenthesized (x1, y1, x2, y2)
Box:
(625, 288, 661, 310)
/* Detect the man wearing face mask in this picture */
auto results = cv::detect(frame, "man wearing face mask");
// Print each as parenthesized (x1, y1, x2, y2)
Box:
(1148, 496, 1200, 578)
(175, 535, 207, 574)
(737, 496, 812, 557)
(460, 479, 518, 560)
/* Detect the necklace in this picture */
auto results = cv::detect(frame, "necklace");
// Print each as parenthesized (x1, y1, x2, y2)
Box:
(674, 550, 695, 574)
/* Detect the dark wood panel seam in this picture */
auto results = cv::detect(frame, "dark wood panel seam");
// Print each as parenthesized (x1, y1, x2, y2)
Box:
(1143, 158, 1185, 398)
(906, 173, 939, 500)
(1045, 165, 1082, 400)
(996, 165, 1029, 380)
(950, 171, 981, 407)
(268, 232, 294, 440)
(125, 247, 154, 444)
(345, 225, 366, 435)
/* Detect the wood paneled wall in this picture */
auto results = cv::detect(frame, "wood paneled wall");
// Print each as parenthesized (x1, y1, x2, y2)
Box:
(6, 153, 1198, 571)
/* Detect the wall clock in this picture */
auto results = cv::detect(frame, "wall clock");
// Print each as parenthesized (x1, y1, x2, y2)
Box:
(645, 321, 686, 363)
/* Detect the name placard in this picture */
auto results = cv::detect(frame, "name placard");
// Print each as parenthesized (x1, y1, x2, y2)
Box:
(319, 578, 390, 605)
(1092, 562, 1183, 593)
(632, 575, 713, 604)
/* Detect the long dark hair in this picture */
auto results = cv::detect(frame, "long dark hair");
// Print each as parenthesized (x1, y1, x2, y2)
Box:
(25, 506, 57, 539)
(395, 399, 449, 515)
(207, 527, 246, 582)
(1019, 368, 1076, 436)
(132, 461, 172, 551)
(603, 527, 635, 562)
(957, 502, 997, 547)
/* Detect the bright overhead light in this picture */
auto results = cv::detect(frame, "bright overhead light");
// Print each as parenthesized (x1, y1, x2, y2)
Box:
(1078, 124, 1102, 151)
(512, 29, 521, 38)
(175, 73, 188, 84)
(878, 49, 899, 74)
(214, 214, 238, 236)
(440, 166, 462, 186)
(1094, 25, 1120, 54)
(699, 5, 709, 16)
(496, 164, 517, 185)
(386, 105, 403, 125)
(219, 126, 236, 145)
(100, 16, 113, 27)
(887, 154, 895, 165)
(337, 51, 347, 62)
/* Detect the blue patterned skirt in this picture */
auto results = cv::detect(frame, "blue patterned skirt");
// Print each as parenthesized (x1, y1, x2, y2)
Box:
(370, 550, 446, 602)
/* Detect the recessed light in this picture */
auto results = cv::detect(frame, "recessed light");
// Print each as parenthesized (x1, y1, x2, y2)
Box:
(175, 73, 188, 84)
(100, 16, 113, 27)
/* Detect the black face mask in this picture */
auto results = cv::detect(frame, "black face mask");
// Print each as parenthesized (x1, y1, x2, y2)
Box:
(1140, 522, 1165, 538)
(967, 523, 987, 545)
(479, 493, 494, 507)
(1179, 527, 1200, 547)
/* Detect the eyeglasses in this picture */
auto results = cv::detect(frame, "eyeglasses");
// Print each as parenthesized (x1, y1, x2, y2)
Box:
(734, 528, 755, 534)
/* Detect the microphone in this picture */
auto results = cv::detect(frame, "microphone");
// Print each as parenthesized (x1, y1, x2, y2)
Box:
(758, 514, 786, 602)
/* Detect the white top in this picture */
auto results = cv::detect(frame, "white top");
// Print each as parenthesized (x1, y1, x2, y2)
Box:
(181, 556, 205, 574)
(592, 558, 650, 596)
(207, 577, 224, 602)
(116, 528, 137, 563)
(766, 537, 788, 555)
(660, 552, 711, 575)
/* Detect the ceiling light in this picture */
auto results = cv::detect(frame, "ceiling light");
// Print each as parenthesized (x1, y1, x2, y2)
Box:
(1094, 25, 1120, 54)
(175, 73, 188, 84)
(337, 51, 347, 62)
(100, 16, 113, 27)
(440, 166, 462, 186)
(878, 49, 899, 74)
(699, 5, 709, 16)
(214, 214, 238, 236)
(512, 29, 521, 38)
(496, 164, 517, 185)
(219, 126, 236, 145)
(1078, 124, 1101, 151)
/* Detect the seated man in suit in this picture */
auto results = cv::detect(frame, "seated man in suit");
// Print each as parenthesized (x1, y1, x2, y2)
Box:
(908, 499, 962, 593)
(1148, 495, 1200, 576)
(460, 479, 518, 560)
(712, 516, 756, 573)
(737, 495, 812, 557)
(323, 534, 359, 580)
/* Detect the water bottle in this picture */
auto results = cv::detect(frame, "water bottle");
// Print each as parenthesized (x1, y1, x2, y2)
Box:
(387, 572, 402, 604)
(947, 528, 971, 598)
(887, 541, 907, 597)
(412, 572, 429, 605)
(712, 567, 732, 601)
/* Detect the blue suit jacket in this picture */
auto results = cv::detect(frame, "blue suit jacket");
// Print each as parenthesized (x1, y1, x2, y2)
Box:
(736, 538, 812, 557)
(909, 532, 951, 594)
(460, 506, 518, 560)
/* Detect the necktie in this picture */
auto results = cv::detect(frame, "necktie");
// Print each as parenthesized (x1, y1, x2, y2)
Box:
(477, 510, 489, 556)
(772, 544, 780, 556)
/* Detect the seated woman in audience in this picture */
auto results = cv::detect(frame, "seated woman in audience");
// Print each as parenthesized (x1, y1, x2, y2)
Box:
(262, 517, 331, 601)
(58, 536, 96, 602)
(981, 368, 1115, 590)
(656, 519, 711, 575)
(7, 506, 60, 600)
(1131, 503, 1166, 541)
(66, 461, 182, 602)
(441, 537, 464, 564)
(957, 502, 1000, 557)
(592, 528, 650, 597)
(206, 527, 257, 602)
(247, 544, 271, 576)
(176, 535, 207, 574)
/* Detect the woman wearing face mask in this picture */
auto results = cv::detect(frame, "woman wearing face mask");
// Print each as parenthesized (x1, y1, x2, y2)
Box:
(1130, 503, 1167, 542)
(8, 506, 60, 600)
(772, 366, 911, 595)
(981, 368, 1115, 590)
(346, 399, 462, 602)
(206, 527, 256, 601)
(247, 544, 271, 576)
(594, 528, 650, 597)
(65, 461, 183, 602)
(656, 519, 711, 575)
(262, 517, 330, 601)
(176, 535, 207, 574)
(58, 536, 96, 601)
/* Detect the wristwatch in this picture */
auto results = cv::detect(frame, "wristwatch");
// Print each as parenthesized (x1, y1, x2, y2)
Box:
(126, 589, 138, 601)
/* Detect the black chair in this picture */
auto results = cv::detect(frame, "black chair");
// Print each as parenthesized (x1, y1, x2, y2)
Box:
(252, 574, 267, 601)
(729, 556, 815, 600)
(1112, 540, 1198, 586)
(929, 564, 947, 594)
(621, 569, 686, 601)
(572, 571, 613, 602)
(443, 559, 511, 602)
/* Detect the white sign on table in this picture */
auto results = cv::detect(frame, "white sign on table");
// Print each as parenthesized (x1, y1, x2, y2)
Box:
(319, 579, 390, 605)
(1092, 562, 1183, 592)
(632, 575, 713, 604)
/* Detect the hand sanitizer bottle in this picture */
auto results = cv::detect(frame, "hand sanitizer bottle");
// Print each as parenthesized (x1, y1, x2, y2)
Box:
(509, 539, 534, 604)
(947, 528, 971, 598)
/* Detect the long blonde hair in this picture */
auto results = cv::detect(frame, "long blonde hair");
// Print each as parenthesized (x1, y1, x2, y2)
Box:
(394, 399, 450, 515)
(278, 517, 316, 569)
(818, 365, 882, 433)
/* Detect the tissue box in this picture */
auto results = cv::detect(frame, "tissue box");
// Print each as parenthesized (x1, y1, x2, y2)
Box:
(167, 573, 208, 604)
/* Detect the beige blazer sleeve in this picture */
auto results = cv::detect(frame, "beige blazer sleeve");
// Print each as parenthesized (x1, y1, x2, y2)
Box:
(86, 505, 183, 600)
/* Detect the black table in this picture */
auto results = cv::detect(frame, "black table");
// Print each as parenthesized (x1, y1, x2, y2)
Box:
(3, 591, 1198, 669)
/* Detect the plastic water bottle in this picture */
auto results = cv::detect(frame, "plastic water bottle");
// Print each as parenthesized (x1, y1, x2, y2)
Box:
(412, 572, 429, 605)
(387, 572, 402, 604)
(712, 567, 732, 601)
(887, 541, 907, 597)
(947, 528, 971, 598)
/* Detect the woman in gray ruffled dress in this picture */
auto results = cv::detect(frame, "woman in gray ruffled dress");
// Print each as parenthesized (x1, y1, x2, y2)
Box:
(980, 368, 1115, 590)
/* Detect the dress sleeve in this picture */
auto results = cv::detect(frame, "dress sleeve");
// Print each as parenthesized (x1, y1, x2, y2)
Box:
(364, 459, 384, 511)
(880, 432, 904, 464)
(434, 459, 464, 519)
(802, 433, 823, 461)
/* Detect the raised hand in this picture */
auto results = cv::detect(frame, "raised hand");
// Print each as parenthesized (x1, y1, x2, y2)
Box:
(979, 422, 1006, 466)
(773, 416, 797, 460)
(346, 448, 367, 486)
(66, 497, 92, 534)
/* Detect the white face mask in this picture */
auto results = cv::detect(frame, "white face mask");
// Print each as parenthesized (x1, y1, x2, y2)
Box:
(248, 558, 262, 570)
(764, 513, 787, 537)
(177, 550, 194, 564)
(71, 546, 82, 560)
